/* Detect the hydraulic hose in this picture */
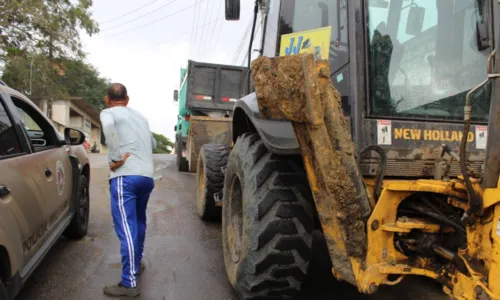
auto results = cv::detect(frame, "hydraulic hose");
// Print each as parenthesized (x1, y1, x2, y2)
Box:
(247, 0, 259, 92)
(460, 50, 496, 215)
(360, 145, 387, 203)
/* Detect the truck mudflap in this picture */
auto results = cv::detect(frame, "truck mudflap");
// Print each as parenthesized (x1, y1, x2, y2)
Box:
(187, 116, 232, 172)
(251, 54, 373, 285)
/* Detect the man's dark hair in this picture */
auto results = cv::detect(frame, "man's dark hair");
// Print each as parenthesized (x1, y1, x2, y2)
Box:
(107, 83, 128, 101)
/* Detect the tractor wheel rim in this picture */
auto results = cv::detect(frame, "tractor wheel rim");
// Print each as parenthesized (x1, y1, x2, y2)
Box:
(227, 175, 243, 263)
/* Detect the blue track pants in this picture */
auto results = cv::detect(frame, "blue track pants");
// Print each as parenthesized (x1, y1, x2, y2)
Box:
(110, 176, 154, 288)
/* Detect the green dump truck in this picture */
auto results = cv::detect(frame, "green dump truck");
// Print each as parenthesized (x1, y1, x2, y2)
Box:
(173, 60, 249, 172)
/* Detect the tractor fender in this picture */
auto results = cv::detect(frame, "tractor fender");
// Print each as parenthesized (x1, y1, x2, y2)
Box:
(232, 93, 300, 155)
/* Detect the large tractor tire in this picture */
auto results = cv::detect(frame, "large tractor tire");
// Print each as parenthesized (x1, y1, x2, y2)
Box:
(176, 133, 189, 172)
(222, 133, 314, 299)
(197, 144, 230, 221)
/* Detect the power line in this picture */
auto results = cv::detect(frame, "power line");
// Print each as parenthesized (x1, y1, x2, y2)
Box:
(188, 0, 199, 57)
(231, 21, 251, 64)
(100, 0, 163, 24)
(150, 19, 217, 50)
(241, 21, 262, 66)
(101, 0, 180, 32)
(207, 1, 224, 60)
(195, 0, 211, 58)
(199, 0, 221, 60)
(200, 0, 222, 58)
(190, 0, 201, 58)
(232, 18, 253, 64)
(96, 0, 207, 39)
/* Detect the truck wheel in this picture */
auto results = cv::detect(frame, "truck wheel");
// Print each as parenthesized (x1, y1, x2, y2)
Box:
(197, 144, 229, 221)
(176, 135, 189, 172)
(222, 133, 314, 299)
(63, 175, 89, 240)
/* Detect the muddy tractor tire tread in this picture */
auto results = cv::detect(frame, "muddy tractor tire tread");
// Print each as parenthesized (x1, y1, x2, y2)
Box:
(197, 144, 229, 221)
(222, 133, 314, 300)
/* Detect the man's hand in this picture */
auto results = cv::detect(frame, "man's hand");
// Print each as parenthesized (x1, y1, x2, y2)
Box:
(110, 153, 131, 171)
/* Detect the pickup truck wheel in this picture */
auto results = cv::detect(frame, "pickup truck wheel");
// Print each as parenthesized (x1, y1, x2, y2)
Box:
(222, 133, 314, 299)
(64, 175, 89, 240)
(196, 144, 229, 221)
(176, 134, 189, 172)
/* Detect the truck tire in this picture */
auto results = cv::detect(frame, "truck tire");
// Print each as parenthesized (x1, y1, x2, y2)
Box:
(176, 134, 189, 172)
(222, 133, 314, 299)
(196, 144, 229, 221)
(63, 175, 89, 240)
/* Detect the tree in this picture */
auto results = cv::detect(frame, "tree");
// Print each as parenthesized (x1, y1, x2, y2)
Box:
(152, 132, 174, 154)
(2, 55, 110, 112)
(0, 0, 99, 61)
(0, 0, 100, 104)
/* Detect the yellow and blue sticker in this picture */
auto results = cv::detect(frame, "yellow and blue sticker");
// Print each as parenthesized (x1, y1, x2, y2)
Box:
(279, 26, 332, 60)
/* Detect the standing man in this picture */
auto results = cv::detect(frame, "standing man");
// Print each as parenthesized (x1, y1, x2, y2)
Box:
(100, 83, 157, 297)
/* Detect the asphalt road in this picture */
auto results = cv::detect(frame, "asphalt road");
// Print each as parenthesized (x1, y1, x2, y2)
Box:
(16, 154, 447, 300)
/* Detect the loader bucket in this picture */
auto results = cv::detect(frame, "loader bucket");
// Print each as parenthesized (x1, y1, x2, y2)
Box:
(251, 54, 372, 285)
(187, 116, 232, 172)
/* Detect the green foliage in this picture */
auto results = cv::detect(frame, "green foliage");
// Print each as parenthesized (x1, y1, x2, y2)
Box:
(1, 55, 110, 112)
(152, 132, 174, 154)
(0, 0, 99, 61)
(0, 0, 103, 109)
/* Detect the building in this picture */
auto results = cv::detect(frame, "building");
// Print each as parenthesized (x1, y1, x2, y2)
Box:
(31, 97, 107, 153)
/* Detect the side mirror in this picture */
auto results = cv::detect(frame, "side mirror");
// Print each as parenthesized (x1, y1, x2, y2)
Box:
(174, 90, 179, 102)
(225, 0, 240, 21)
(406, 6, 425, 36)
(174, 125, 177, 131)
(64, 128, 86, 146)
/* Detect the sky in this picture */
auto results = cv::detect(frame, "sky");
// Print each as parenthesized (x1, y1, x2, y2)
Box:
(80, 0, 262, 142)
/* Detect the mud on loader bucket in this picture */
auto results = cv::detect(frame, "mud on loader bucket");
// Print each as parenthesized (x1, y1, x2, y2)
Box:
(252, 54, 373, 286)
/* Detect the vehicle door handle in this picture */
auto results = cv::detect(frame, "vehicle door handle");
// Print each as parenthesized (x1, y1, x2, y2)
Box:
(0, 186, 10, 197)
(45, 168, 52, 177)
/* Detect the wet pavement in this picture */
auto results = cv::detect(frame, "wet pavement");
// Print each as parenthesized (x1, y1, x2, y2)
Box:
(16, 154, 447, 300)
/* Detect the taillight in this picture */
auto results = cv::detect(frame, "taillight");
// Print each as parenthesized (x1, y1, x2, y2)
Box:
(194, 95, 212, 100)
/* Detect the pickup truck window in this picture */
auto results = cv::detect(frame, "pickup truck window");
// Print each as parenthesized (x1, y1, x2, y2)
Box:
(11, 96, 56, 151)
(0, 99, 23, 157)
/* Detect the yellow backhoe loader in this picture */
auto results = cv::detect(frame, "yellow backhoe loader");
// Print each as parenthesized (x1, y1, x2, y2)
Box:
(195, 0, 500, 299)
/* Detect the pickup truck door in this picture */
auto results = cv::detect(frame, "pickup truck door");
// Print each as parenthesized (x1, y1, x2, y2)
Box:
(0, 95, 46, 274)
(7, 95, 73, 258)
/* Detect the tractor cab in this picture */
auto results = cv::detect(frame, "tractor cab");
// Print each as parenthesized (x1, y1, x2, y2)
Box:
(253, 0, 493, 179)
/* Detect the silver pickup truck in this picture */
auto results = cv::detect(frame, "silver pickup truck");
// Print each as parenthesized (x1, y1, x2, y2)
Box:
(0, 85, 91, 300)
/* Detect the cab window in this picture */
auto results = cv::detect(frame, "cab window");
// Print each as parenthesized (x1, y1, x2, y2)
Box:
(10, 96, 58, 151)
(0, 98, 23, 157)
(277, 0, 349, 74)
(275, 0, 351, 115)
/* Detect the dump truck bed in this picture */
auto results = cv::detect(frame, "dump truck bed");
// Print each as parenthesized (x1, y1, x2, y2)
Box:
(185, 60, 249, 113)
(186, 116, 232, 172)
